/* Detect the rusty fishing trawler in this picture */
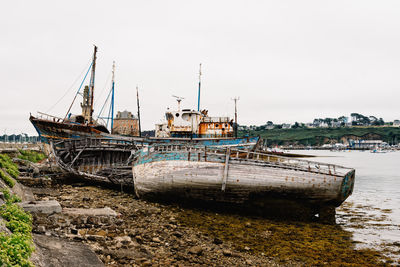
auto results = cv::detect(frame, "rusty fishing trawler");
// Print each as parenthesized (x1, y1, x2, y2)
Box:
(154, 96, 258, 146)
(153, 64, 258, 146)
(30, 46, 140, 143)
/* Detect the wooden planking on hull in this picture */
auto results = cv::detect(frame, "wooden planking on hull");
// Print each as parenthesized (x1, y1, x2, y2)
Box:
(132, 144, 356, 209)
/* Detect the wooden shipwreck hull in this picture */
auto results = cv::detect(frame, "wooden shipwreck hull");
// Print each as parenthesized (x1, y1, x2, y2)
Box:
(132, 144, 355, 215)
(51, 138, 138, 185)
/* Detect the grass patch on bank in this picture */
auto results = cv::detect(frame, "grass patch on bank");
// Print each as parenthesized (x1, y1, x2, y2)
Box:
(177, 208, 390, 266)
(18, 150, 46, 163)
(0, 154, 19, 179)
(0, 170, 15, 188)
(0, 189, 34, 267)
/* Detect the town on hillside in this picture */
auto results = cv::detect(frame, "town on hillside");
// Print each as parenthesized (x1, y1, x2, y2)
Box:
(239, 113, 400, 131)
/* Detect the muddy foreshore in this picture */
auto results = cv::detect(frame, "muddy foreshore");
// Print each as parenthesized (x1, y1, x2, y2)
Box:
(22, 173, 396, 267)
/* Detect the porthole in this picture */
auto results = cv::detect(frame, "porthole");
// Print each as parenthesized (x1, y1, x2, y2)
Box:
(175, 113, 180, 117)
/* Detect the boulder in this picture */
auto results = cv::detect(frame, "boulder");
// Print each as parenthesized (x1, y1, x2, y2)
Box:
(19, 200, 62, 214)
(31, 234, 104, 267)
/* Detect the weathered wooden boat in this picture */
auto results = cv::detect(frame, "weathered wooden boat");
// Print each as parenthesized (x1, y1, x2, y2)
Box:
(132, 144, 355, 220)
(51, 136, 259, 185)
(51, 138, 138, 186)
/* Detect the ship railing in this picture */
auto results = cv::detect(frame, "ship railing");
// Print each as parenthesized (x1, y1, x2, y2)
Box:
(201, 117, 231, 123)
(36, 112, 66, 122)
(148, 143, 353, 176)
(228, 148, 352, 176)
(53, 137, 138, 151)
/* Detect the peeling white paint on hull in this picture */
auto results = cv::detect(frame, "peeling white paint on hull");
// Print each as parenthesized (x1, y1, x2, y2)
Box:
(133, 159, 355, 207)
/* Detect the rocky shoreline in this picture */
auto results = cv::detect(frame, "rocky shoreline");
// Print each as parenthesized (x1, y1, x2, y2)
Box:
(2, 149, 397, 266)
(24, 176, 396, 266)
(29, 181, 282, 266)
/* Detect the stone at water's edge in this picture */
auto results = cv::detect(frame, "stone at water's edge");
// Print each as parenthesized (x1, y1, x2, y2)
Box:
(31, 234, 104, 267)
(63, 207, 120, 217)
(19, 200, 62, 214)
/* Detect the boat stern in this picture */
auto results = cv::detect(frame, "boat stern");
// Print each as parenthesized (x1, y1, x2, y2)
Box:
(337, 169, 356, 205)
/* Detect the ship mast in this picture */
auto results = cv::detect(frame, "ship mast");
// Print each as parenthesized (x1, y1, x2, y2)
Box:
(89, 45, 98, 124)
(136, 86, 142, 137)
(232, 97, 239, 138)
(110, 61, 115, 131)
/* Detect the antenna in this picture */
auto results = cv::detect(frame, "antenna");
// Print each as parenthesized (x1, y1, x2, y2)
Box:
(197, 63, 202, 111)
(172, 95, 185, 112)
(232, 96, 240, 138)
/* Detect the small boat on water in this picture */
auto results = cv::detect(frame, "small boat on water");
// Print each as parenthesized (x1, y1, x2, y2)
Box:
(370, 147, 387, 153)
(132, 144, 355, 220)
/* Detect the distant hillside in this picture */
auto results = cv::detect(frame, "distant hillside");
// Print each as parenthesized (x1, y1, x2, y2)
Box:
(239, 127, 400, 146)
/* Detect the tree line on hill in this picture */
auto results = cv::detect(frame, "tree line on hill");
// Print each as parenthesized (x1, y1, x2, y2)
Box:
(240, 113, 394, 131)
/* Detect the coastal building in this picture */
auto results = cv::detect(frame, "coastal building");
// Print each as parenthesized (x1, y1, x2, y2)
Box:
(393, 120, 400, 127)
(281, 123, 291, 129)
(349, 139, 385, 149)
(112, 110, 139, 136)
(265, 121, 274, 130)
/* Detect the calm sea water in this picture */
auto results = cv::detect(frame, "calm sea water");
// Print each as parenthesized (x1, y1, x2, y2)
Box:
(292, 150, 400, 256)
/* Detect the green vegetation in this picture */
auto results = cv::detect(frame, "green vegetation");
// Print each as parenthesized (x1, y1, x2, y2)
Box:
(0, 170, 15, 188)
(1, 189, 21, 204)
(0, 154, 19, 179)
(0, 189, 33, 267)
(240, 127, 400, 146)
(178, 208, 389, 266)
(18, 150, 46, 163)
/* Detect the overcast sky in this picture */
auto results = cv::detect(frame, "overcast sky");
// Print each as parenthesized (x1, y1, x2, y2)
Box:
(1, 0, 400, 135)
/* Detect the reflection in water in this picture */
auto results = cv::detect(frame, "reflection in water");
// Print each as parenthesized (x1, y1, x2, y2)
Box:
(292, 150, 400, 259)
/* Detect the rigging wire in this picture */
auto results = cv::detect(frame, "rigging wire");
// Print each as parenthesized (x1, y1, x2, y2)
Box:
(45, 58, 92, 113)
(95, 63, 115, 128)
(93, 70, 112, 110)
(106, 98, 113, 128)
(63, 62, 93, 120)
(97, 84, 113, 119)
